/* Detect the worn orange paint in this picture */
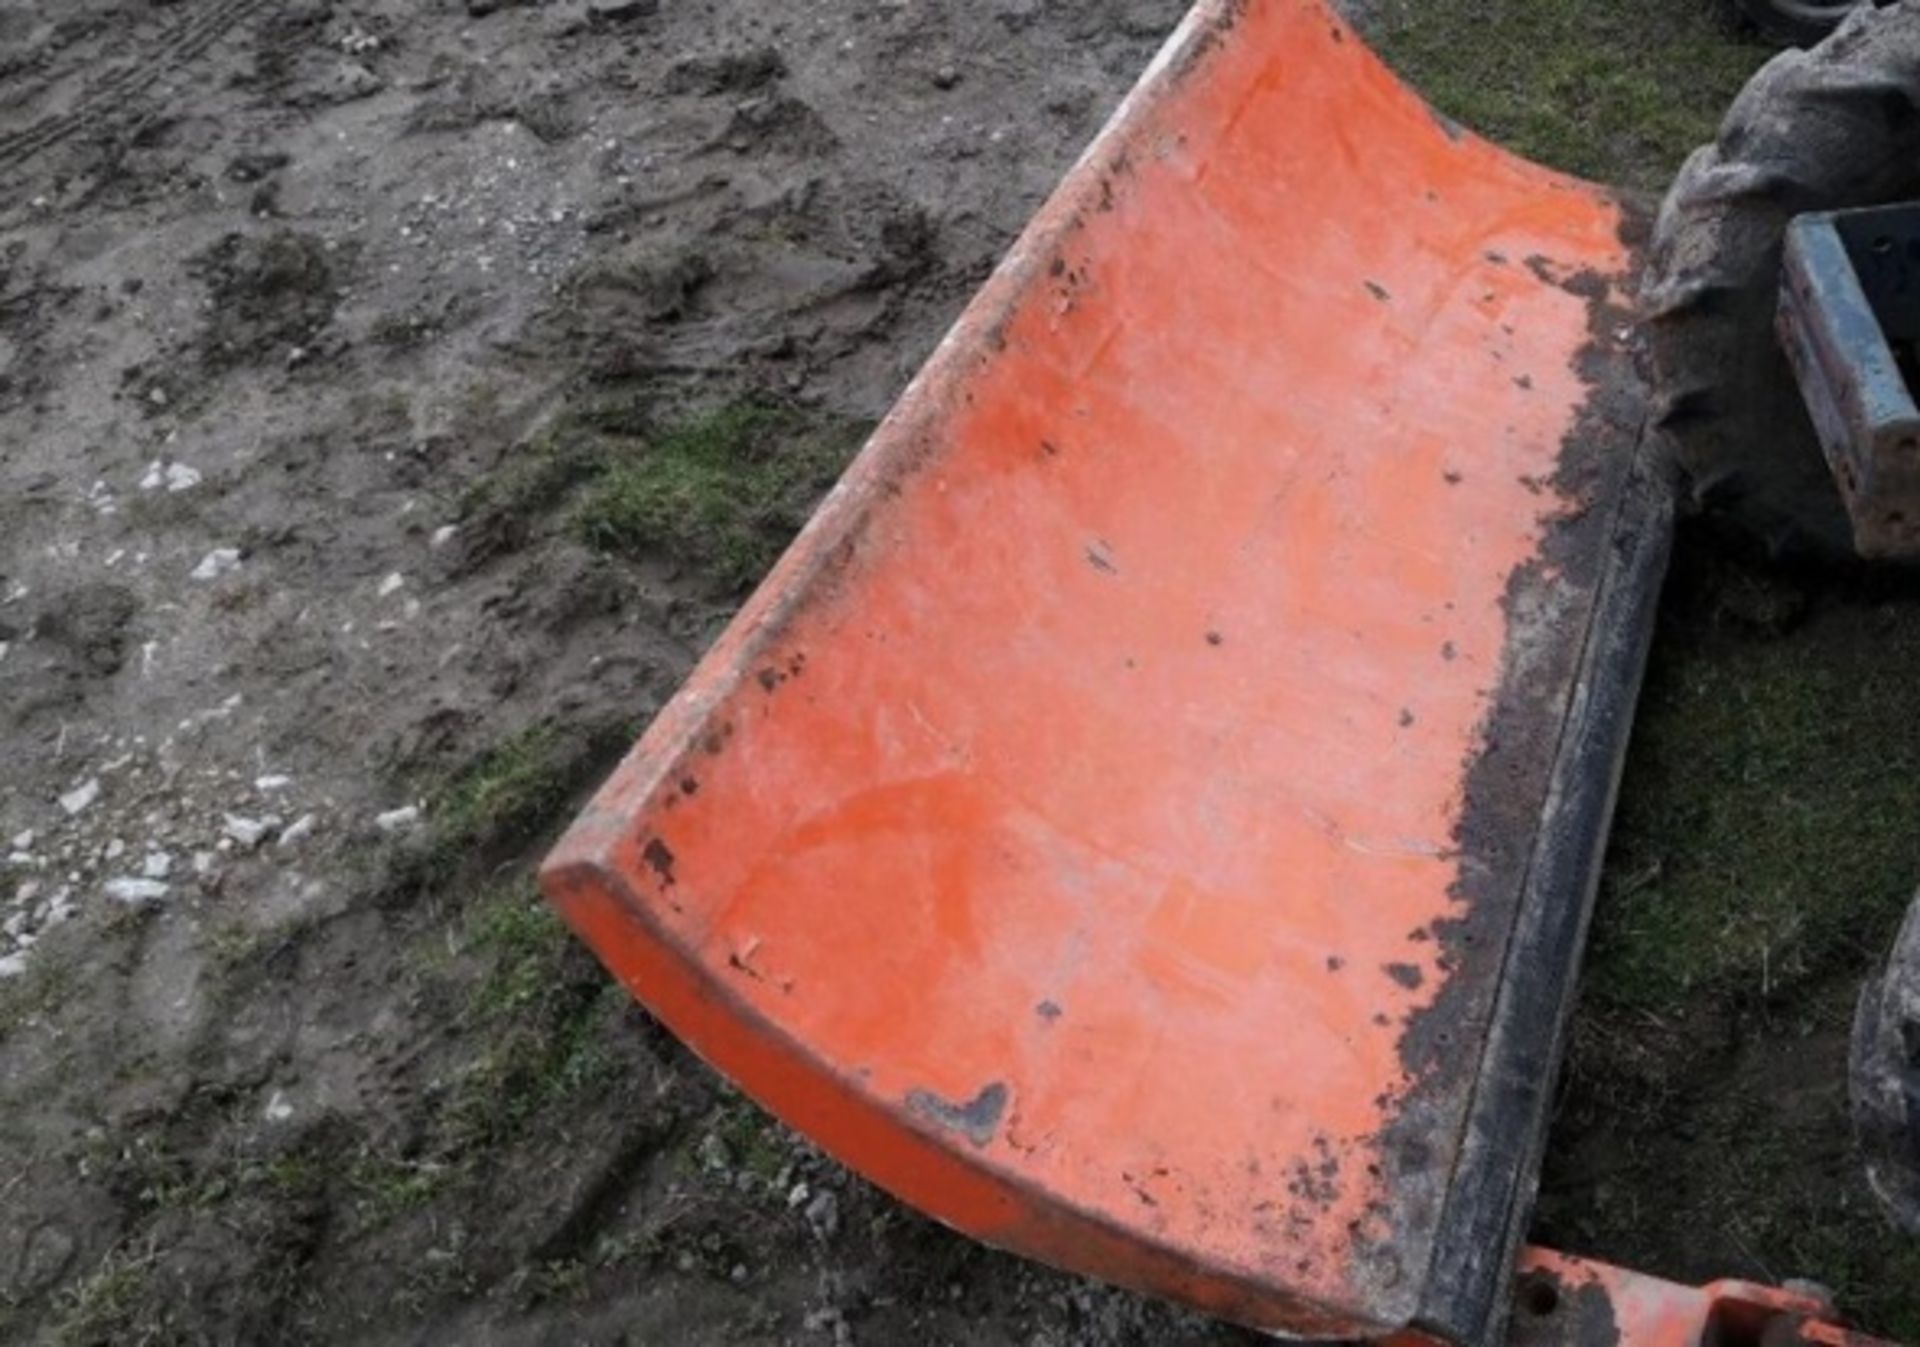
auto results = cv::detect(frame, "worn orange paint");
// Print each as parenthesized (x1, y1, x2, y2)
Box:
(543, 0, 1635, 1335)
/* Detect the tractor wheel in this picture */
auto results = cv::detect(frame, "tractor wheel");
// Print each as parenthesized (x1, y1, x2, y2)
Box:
(1645, 1, 1920, 564)
(1737, 0, 1872, 47)
(1853, 896, 1920, 1233)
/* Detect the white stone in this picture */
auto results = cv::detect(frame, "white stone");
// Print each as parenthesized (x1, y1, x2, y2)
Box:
(141, 852, 173, 880)
(264, 1091, 295, 1122)
(255, 775, 293, 793)
(430, 525, 458, 549)
(104, 877, 169, 905)
(191, 548, 242, 581)
(10, 830, 32, 851)
(279, 814, 317, 847)
(223, 815, 278, 849)
(374, 805, 421, 834)
(140, 461, 165, 491)
(164, 463, 202, 493)
(192, 852, 216, 875)
(377, 572, 406, 598)
(0, 952, 26, 980)
(104, 838, 125, 861)
(58, 779, 100, 816)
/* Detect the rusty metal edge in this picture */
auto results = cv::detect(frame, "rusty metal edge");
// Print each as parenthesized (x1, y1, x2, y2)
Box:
(1415, 430, 1677, 1345)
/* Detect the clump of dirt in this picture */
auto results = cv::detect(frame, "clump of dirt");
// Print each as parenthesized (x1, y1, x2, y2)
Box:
(194, 230, 340, 369)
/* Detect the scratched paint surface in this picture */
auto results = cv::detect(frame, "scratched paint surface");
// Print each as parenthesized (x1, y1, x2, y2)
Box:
(544, 0, 1635, 1333)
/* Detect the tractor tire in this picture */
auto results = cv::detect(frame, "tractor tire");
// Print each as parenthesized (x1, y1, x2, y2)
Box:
(1853, 896, 1920, 1233)
(1645, 1, 1920, 564)
(1737, 0, 1873, 48)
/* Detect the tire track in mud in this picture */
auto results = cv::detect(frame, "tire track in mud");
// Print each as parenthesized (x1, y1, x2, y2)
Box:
(0, 0, 272, 172)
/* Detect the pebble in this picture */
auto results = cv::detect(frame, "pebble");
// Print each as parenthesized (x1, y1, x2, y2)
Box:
(430, 525, 458, 549)
(374, 805, 422, 834)
(378, 572, 406, 598)
(264, 1091, 295, 1122)
(223, 815, 279, 849)
(0, 952, 27, 979)
(255, 775, 293, 792)
(104, 877, 170, 906)
(141, 852, 173, 880)
(140, 461, 202, 493)
(804, 1189, 840, 1241)
(12, 830, 34, 851)
(279, 814, 318, 847)
(933, 65, 961, 89)
(191, 548, 242, 581)
(58, 780, 101, 816)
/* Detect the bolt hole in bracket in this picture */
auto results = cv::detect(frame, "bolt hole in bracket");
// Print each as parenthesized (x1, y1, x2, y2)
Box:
(1505, 1251, 1898, 1347)
(1778, 203, 1920, 558)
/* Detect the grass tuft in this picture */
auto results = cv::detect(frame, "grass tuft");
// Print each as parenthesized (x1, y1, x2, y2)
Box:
(1370, 0, 1772, 193)
(573, 403, 862, 589)
(460, 397, 865, 593)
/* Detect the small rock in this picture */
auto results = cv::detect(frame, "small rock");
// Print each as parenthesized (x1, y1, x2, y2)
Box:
(104, 838, 126, 862)
(164, 463, 202, 493)
(697, 1132, 731, 1172)
(279, 814, 317, 847)
(104, 876, 170, 906)
(58, 779, 101, 816)
(255, 775, 293, 792)
(12, 829, 35, 851)
(0, 952, 27, 979)
(374, 805, 421, 834)
(787, 1181, 811, 1209)
(933, 65, 961, 89)
(804, 1189, 840, 1241)
(322, 60, 384, 103)
(377, 572, 406, 598)
(223, 814, 278, 849)
(430, 524, 458, 549)
(264, 1090, 295, 1122)
(191, 548, 242, 582)
(192, 852, 216, 875)
(147, 386, 169, 408)
(141, 852, 173, 880)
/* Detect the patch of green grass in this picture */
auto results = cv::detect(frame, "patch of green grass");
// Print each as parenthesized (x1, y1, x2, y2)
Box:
(0, 953, 75, 1041)
(1589, 593, 1920, 1012)
(433, 884, 626, 1155)
(348, 1152, 457, 1229)
(574, 403, 863, 589)
(431, 725, 577, 862)
(459, 396, 866, 593)
(459, 421, 602, 524)
(708, 1100, 791, 1183)
(467, 883, 577, 1020)
(1371, 0, 1772, 193)
(52, 1242, 158, 1347)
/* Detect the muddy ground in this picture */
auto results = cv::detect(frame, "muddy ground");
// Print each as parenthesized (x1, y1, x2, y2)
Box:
(1, 0, 1916, 1343)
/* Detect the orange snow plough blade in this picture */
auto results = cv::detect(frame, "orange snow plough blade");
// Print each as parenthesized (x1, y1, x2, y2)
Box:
(544, 0, 1670, 1339)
